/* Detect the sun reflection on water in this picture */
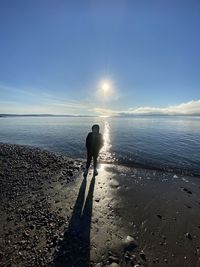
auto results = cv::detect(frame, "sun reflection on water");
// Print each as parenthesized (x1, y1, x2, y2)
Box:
(100, 121, 114, 163)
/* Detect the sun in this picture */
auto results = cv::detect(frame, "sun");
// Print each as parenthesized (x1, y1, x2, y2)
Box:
(96, 79, 115, 101)
(102, 82, 110, 92)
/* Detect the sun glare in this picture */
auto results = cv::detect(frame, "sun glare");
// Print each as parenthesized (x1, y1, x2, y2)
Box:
(96, 79, 118, 103)
(102, 82, 110, 92)
(96, 79, 114, 101)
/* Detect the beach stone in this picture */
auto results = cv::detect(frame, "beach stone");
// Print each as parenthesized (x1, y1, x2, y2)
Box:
(0, 251, 4, 260)
(23, 231, 30, 237)
(109, 180, 120, 188)
(124, 251, 131, 261)
(131, 254, 136, 262)
(185, 232, 192, 240)
(123, 235, 138, 251)
(109, 255, 119, 263)
(139, 251, 147, 261)
(182, 187, 192, 194)
(28, 224, 35, 230)
(109, 263, 119, 267)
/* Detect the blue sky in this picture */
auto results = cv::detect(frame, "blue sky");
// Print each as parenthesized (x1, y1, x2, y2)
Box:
(0, 0, 200, 115)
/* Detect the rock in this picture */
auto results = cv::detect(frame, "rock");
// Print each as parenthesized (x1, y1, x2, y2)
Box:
(108, 251, 113, 256)
(139, 250, 147, 261)
(68, 170, 73, 176)
(0, 251, 4, 260)
(185, 232, 192, 240)
(157, 214, 162, 219)
(23, 231, 30, 238)
(28, 224, 35, 230)
(52, 235, 59, 245)
(109, 263, 119, 267)
(18, 240, 27, 245)
(131, 254, 136, 262)
(182, 187, 192, 194)
(109, 255, 119, 263)
(124, 251, 131, 261)
(123, 235, 138, 251)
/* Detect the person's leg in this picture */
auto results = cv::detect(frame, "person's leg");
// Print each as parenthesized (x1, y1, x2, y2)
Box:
(86, 152, 92, 170)
(93, 153, 98, 175)
(93, 154, 98, 170)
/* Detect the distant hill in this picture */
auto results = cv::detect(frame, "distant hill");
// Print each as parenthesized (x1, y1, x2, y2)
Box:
(0, 114, 95, 117)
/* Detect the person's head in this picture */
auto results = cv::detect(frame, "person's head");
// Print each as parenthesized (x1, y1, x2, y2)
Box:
(92, 124, 100, 133)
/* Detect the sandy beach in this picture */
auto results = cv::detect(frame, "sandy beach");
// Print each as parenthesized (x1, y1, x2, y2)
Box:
(0, 144, 200, 267)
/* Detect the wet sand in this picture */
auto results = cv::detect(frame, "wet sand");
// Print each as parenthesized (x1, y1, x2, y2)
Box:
(0, 144, 200, 267)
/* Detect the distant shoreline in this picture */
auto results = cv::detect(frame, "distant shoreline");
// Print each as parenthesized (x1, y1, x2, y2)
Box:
(0, 114, 96, 118)
(1, 113, 200, 118)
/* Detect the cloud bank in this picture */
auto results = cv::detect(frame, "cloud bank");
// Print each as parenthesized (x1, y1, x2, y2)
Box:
(94, 100, 200, 116)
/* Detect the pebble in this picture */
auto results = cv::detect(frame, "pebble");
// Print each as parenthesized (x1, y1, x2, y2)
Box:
(123, 235, 138, 251)
(139, 250, 147, 261)
(109, 263, 119, 267)
(109, 255, 119, 263)
(0, 251, 4, 260)
(182, 187, 192, 194)
(124, 251, 131, 261)
(0, 144, 80, 266)
(185, 232, 192, 240)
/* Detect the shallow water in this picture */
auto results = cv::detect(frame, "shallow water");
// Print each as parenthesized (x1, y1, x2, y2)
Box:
(0, 116, 200, 175)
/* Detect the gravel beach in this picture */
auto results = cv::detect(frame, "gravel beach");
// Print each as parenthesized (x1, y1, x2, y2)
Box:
(1, 144, 200, 267)
(0, 143, 82, 267)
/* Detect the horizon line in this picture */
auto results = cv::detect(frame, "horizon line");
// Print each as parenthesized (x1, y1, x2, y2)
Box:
(1, 113, 200, 118)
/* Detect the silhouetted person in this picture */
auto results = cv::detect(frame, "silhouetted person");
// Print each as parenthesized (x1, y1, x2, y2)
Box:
(84, 124, 103, 177)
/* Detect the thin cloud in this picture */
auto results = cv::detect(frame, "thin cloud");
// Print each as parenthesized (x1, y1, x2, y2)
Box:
(0, 83, 37, 97)
(94, 100, 200, 116)
(127, 100, 200, 115)
(0, 83, 92, 114)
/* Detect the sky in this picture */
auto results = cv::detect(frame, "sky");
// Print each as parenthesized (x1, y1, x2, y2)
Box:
(0, 0, 200, 115)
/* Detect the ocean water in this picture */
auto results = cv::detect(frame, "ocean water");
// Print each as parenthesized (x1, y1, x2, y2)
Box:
(0, 116, 200, 175)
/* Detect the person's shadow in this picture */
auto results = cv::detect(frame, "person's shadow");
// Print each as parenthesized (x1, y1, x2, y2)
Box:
(53, 175, 95, 267)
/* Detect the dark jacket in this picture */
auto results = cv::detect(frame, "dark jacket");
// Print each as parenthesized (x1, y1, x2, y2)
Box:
(86, 132, 104, 155)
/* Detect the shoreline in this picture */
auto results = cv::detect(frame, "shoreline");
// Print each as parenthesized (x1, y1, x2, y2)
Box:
(0, 144, 200, 266)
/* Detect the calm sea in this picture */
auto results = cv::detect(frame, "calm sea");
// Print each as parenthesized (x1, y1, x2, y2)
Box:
(0, 116, 200, 176)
